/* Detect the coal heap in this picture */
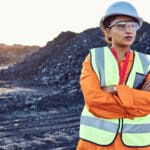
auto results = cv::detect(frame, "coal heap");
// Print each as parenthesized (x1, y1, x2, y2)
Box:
(1, 22, 150, 95)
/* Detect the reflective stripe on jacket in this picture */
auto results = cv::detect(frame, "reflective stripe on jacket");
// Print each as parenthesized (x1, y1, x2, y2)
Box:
(80, 46, 150, 147)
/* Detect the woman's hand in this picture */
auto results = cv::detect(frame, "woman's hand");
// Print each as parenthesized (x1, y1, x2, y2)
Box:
(141, 80, 150, 91)
(102, 85, 117, 95)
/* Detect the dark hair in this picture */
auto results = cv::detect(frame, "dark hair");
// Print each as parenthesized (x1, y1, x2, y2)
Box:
(103, 15, 117, 28)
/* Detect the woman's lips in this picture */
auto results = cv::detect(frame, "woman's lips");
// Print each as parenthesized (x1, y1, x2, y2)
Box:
(124, 36, 133, 41)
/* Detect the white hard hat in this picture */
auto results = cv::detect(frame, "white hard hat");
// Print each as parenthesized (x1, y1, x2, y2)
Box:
(100, 1, 143, 29)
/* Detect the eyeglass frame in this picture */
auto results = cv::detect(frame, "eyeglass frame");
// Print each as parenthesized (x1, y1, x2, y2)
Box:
(108, 20, 140, 31)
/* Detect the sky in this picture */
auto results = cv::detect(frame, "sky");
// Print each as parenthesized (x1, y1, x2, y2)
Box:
(0, 0, 149, 46)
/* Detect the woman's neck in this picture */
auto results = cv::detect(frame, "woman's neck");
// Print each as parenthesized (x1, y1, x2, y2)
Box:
(111, 45, 130, 61)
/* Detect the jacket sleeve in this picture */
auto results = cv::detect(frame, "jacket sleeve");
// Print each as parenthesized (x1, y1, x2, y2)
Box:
(80, 54, 132, 119)
(117, 81, 150, 117)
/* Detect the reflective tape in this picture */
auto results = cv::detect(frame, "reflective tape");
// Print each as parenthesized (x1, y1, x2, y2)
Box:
(123, 123, 150, 133)
(95, 47, 105, 86)
(80, 116, 119, 133)
(81, 116, 150, 134)
(138, 51, 150, 74)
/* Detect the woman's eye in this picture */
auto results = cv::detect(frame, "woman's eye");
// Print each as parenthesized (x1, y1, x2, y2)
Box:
(117, 24, 126, 28)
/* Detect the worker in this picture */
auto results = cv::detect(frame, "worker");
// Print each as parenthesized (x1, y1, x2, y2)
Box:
(76, 1, 150, 150)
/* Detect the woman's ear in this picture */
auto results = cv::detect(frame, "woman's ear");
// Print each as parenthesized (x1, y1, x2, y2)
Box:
(102, 28, 112, 43)
(105, 28, 111, 38)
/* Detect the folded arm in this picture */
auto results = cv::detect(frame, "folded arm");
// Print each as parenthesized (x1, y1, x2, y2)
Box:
(80, 54, 150, 119)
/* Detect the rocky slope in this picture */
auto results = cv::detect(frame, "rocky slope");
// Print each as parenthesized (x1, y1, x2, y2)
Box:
(0, 21, 150, 149)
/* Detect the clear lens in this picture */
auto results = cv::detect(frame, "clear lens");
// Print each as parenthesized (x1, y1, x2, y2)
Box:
(109, 21, 140, 31)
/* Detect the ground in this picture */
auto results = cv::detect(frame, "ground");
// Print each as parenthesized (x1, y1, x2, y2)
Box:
(0, 81, 83, 150)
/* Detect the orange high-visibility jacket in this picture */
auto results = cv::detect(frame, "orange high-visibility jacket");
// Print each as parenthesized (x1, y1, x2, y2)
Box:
(77, 50, 150, 150)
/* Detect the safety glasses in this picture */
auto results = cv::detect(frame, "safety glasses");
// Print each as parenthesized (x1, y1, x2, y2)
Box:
(109, 20, 140, 31)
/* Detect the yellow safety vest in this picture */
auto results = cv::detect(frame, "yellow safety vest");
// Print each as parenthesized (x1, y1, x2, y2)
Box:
(80, 46, 150, 147)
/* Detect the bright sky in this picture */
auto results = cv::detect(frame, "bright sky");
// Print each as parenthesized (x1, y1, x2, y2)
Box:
(0, 0, 149, 46)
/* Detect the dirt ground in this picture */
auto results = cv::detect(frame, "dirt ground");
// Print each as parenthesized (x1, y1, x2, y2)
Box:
(0, 81, 83, 150)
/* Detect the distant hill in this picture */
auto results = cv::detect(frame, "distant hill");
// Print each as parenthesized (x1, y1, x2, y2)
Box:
(0, 43, 40, 66)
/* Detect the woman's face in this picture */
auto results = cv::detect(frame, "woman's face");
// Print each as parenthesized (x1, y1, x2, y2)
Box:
(107, 16, 138, 47)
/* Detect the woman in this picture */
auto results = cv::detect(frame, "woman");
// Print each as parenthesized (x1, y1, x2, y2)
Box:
(77, 1, 150, 150)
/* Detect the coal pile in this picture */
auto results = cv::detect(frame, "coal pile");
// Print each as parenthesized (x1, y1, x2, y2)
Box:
(0, 27, 106, 98)
(0, 22, 150, 149)
(1, 22, 150, 90)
